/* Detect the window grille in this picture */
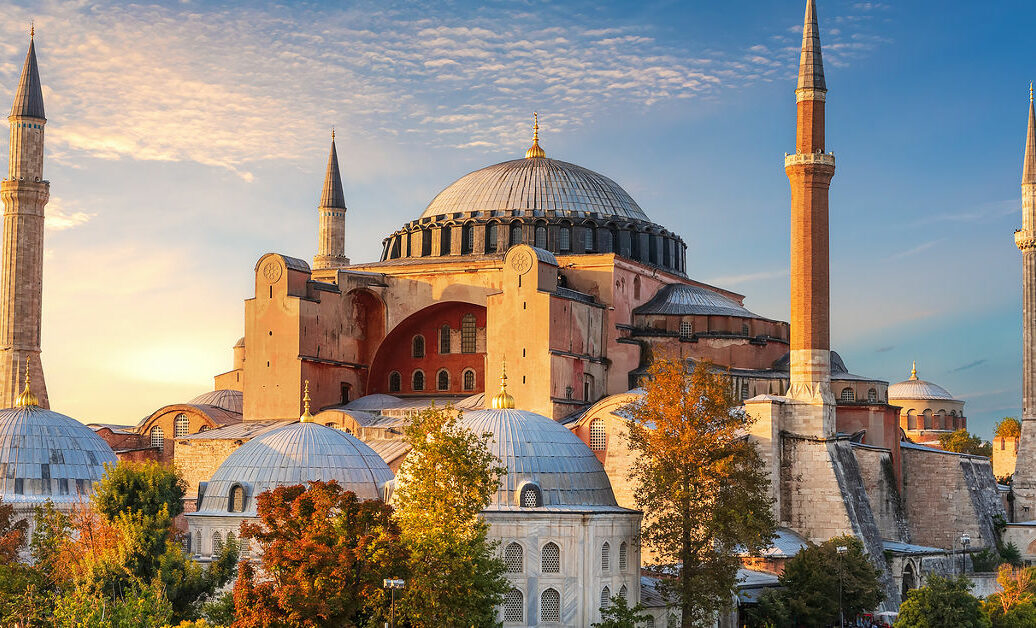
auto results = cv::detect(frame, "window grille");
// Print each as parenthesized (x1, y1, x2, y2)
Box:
(510, 223, 522, 246)
(559, 226, 571, 251)
(867, 388, 878, 402)
(150, 426, 164, 450)
(542, 542, 560, 573)
(541, 589, 560, 623)
(600, 586, 611, 610)
(619, 541, 628, 571)
(840, 388, 855, 402)
(461, 314, 476, 353)
(504, 542, 523, 573)
(437, 370, 450, 391)
(601, 542, 610, 571)
(463, 369, 476, 391)
(461, 224, 474, 254)
(212, 531, 223, 556)
(183, 532, 191, 553)
(679, 321, 693, 339)
(412, 335, 425, 358)
(194, 530, 201, 555)
(741, 322, 750, 335)
(230, 486, 245, 513)
(535, 225, 547, 249)
(503, 588, 523, 623)
(174, 413, 189, 438)
(486, 223, 498, 252)
(412, 371, 425, 391)
(227, 531, 235, 551)
(440, 325, 451, 354)
(646, 618, 655, 628)
(520, 484, 541, 508)
(389, 372, 401, 392)
(589, 419, 606, 451)
(619, 585, 628, 601)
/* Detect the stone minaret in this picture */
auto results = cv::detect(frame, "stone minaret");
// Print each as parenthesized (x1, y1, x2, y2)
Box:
(784, 0, 836, 434)
(0, 32, 49, 409)
(1012, 85, 1036, 518)
(312, 131, 349, 270)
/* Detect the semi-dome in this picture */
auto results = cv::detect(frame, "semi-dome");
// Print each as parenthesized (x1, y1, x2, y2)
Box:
(195, 421, 393, 516)
(888, 363, 957, 401)
(459, 407, 619, 510)
(0, 404, 117, 503)
(634, 283, 766, 319)
(421, 157, 649, 222)
(189, 389, 243, 414)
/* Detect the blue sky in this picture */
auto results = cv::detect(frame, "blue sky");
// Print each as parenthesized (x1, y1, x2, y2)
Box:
(4, 0, 1034, 435)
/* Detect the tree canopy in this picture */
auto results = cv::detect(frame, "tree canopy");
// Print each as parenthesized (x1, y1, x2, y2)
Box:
(984, 565, 1036, 628)
(995, 418, 1022, 440)
(895, 575, 990, 628)
(938, 429, 993, 457)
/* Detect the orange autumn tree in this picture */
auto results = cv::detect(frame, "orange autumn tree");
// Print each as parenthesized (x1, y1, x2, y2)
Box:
(625, 357, 776, 627)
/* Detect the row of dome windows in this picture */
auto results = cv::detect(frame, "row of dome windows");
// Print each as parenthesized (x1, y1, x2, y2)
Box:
(150, 413, 208, 450)
(388, 368, 477, 393)
(904, 412, 964, 431)
(190, 529, 250, 559)
(502, 539, 630, 574)
(501, 584, 631, 624)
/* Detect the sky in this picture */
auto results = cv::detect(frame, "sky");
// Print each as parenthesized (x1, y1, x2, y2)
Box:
(3, 0, 1034, 436)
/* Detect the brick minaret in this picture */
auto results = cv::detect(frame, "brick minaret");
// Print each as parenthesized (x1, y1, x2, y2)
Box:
(0, 32, 49, 409)
(312, 131, 349, 270)
(1012, 85, 1036, 518)
(785, 0, 836, 433)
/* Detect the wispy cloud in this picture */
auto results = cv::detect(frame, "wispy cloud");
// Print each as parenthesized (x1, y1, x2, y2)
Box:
(951, 359, 988, 373)
(45, 196, 94, 231)
(875, 345, 895, 353)
(890, 239, 942, 260)
(708, 268, 789, 286)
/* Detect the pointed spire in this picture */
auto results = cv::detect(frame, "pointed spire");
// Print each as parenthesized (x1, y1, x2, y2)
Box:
(525, 112, 546, 159)
(10, 33, 45, 120)
(909, 361, 918, 381)
(14, 357, 38, 407)
(491, 358, 516, 409)
(300, 380, 313, 422)
(796, 0, 827, 94)
(1025, 82, 1036, 185)
(320, 131, 346, 209)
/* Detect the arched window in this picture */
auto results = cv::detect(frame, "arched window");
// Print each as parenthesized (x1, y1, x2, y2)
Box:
(227, 531, 236, 553)
(503, 588, 523, 623)
(229, 485, 245, 513)
(461, 223, 474, 254)
(601, 542, 611, 571)
(646, 618, 655, 628)
(679, 321, 693, 339)
(589, 419, 606, 451)
(618, 584, 628, 601)
(633, 276, 641, 300)
(440, 226, 452, 255)
(439, 324, 451, 354)
(412, 370, 425, 391)
(412, 335, 425, 358)
(600, 586, 611, 610)
(212, 531, 223, 556)
(504, 542, 524, 573)
(867, 388, 878, 402)
(421, 229, 432, 256)
(535, 224, 547, 249)
(463, 369, 476, 392)
(542, 542, 560, 573)
(510, 222, 522, 247)
(619, 541, 628, 571)
(390, 237, 401, 259)
(486, 223, 498, 253)
(840, 387, 855, 402)
(193, 530, 201, 555)
(520, 483, 542, 508)
(923, 409, 933, 430)
(174, 413, 189, 438)
(150, 426, 164, 450)
(437, 369, 450, 391)
(461, 313, 476, 354)
(559, 225, 571, 252)
(741, 322, 750, 336)
(541, 588, 560, 623)
(907, 410, 917, 430)
(600, 227, 614, 252)
(586, 224, 598, 252)
(388, 371, 401, 393)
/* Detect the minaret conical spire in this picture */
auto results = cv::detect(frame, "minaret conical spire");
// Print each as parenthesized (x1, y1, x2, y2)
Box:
(1024, 83, 1035, 186)
(11, 34, 45, 120)
(313, 130, 349, 269)
(797, 0, 826, 95)
(320, 131, 346, 209)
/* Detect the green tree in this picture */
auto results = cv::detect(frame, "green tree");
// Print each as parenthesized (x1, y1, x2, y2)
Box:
(895, 575, 990, 628)
(753, 536, 883, 627)
(624, 358, 776, 627)
(984, 565, 1036, 627)
(233, 480, 406, 628)
(0, 502, 69, 627)
(939, 429, 993, 457)
(393, 405, 509, 628)
(995, 418, 1022, 440)
(593, 595, 653, 627)
(52, 577, 173, 628)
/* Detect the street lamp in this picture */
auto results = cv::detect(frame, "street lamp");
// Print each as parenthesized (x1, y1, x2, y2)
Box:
(383, 578, 405, 628)
(960, 533, 971, 576)
(837, 545, 848, 628)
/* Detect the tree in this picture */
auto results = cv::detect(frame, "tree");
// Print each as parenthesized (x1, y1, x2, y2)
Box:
(752, 536, 882, 627)
(593, 595, 652, 627)
(995, 418, 1022, 440)
(0, 496, 27, 561)
(624, 358, 776, 627)
(939, 429, 993, 457)
(51, 577, 173, 628)
(984, 565, 1036, 628)
(233, 480, 406, 628)
(895, 575, 990, 628)
(393, 405, 509, 627)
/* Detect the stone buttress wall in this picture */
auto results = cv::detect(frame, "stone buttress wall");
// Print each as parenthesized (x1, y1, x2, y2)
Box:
(852, 445, 910, 543)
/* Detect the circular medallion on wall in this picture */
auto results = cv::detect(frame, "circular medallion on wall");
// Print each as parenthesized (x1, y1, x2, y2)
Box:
(262, 260, 283, 283)
(510, 250, 533, 275)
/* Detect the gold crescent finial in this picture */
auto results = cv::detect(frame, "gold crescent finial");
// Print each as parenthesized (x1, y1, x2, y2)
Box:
(910, 361, 917, 380)
(525, 112, 545, 159)
(491, 357, 516, 409)
(300, 380, 313, 422)
(331, 126, 335, 141)
(15, 356, 38, 407)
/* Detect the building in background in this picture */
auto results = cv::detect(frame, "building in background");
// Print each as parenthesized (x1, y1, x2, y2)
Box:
(888, 362, 967, 445)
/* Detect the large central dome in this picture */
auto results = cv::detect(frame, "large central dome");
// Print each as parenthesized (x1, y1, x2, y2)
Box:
(421, 157, 649, 222)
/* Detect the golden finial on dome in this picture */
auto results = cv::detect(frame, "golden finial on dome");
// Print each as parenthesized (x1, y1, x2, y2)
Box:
(525, 112, 545, 159)
(909, 361, 917, 381)
(29, 20, 34, 39)
(490, 359, 516, 409)
(15, 356, 38, 407)
(300, 380, 313, 422)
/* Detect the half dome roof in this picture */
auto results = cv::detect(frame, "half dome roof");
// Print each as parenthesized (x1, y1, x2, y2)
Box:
(188, 389, 243, 414)
(421, 157, 649, 222)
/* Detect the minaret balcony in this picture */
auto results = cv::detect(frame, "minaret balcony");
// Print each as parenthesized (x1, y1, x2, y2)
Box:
(784, 152, 835, 168)
(1015, 229, 1036, 251)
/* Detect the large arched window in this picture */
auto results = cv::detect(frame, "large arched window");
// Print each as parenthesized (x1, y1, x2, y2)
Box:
(504, 542, 524, 573)
(907, 410, 917, 430)
(541, 588, 561, 623)
(601, 542, 611, 571)
(461, 223, 474, 254)
(542, 542, 560, 573)
(485, 223, 498, 253)
(412, 370, 425, 391)
(535, 224, 547, 249)
(509, 222, 523, 247)
(150, 426, 164, 450)
(618, 584, 628, 601)
(559, 224, 572, 252)
(503, 588, 523, 623)
(867, 388, 878, 402)
(439, 324, 451, 354)
(174, 413, 189, 438)
(412, 335, 425, 358)
(840, 387, 855, 402)
(463, 369, 476, 392)
(437, 369, 450, 391)
(212, 531, 223, 556)
(600, 586, 612, 610)
(589, 419, 606, 451)
(229, 485, 245, 513)
(586, 224, 598, 252)
(388, 371, 401, 393)
(461, 313, 476, 354)
(619, 541, 628, 571)
(923, 409, 933, 430)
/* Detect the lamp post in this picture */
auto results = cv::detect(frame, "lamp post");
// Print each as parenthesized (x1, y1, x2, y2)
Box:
(837, 545, 848, 628)
(960, 533, 971, 576)
(383, 578, 405, 628)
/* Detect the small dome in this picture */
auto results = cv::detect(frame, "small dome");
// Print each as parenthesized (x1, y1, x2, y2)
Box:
(421, 158, 649, 222)
(189, 389, 243, 414)
(459, 408, 618, 509)
(0, 405, 117, 503)
(195, 422, 393, 516)
(888, 365, 957, 402)
(634, 283, 764, 319)
(343, 394, 402, 412)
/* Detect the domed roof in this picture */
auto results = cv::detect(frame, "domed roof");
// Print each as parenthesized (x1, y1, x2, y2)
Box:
(0, 405, 117, 503)
(634, 283, 764, 319)
(343, 394, 402, 412)
(194, 421, 393, 517)
(888, 364, 958, 402)
(421, 157, 649, 222)
(188, 389, 243, 414)
(459, 407, 620, 510)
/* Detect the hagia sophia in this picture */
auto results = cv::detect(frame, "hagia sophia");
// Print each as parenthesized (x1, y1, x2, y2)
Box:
(2, 1, 1035, 625)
